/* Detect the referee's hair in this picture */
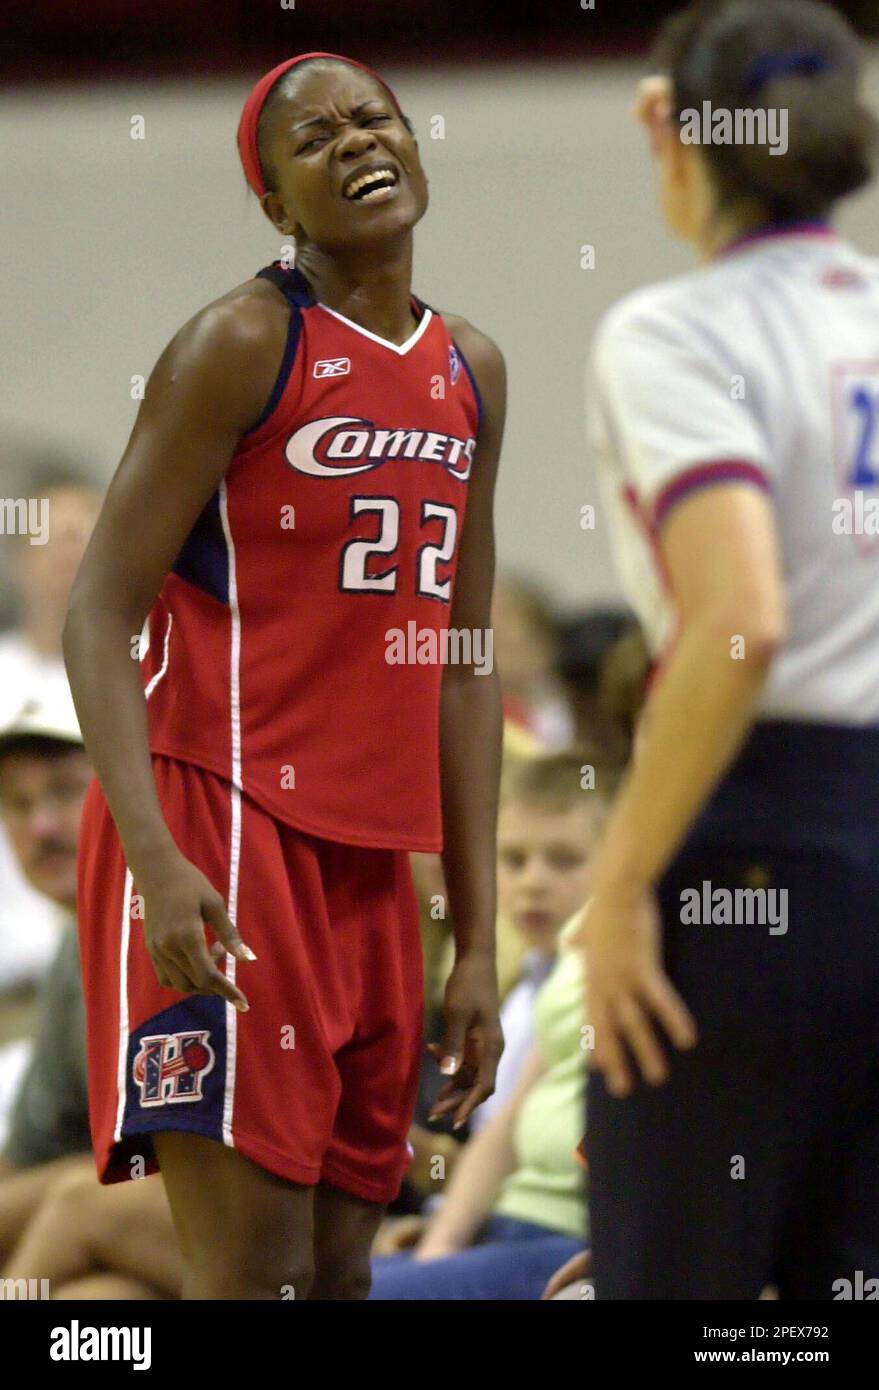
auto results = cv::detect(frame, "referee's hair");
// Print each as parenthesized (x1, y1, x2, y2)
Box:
(655, 0, 878, 222)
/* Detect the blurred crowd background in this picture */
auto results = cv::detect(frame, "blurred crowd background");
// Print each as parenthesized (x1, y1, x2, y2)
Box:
(0, 0, 876, 1299)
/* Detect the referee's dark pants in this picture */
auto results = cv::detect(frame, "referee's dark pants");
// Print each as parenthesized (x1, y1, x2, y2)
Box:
(586, 720, 879, 1300)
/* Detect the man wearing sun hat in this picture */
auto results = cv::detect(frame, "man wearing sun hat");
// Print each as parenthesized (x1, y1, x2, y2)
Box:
(0, 685, 186, 1296)
(0, 680, 93, 1202)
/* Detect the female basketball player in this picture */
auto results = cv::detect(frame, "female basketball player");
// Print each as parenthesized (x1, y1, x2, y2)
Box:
(63, 53, 505, 1300)
(579, 0, 879, 1298)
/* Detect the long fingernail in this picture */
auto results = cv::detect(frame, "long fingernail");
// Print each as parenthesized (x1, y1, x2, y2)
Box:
(239, 945, 257, 961)
(236, 1000, 249, 1012)
(440, 1056, 458, 1075)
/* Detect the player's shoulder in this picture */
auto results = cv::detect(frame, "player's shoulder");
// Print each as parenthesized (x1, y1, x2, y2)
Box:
(170, 275, 290, 369)
(147, 274, 291, 423)
(438, 311, 506, 398)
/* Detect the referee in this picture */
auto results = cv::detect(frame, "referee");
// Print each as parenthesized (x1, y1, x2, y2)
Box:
(580, 0, 879, 1299)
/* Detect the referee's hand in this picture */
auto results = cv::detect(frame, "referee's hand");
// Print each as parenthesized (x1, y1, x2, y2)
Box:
(579, 887, 697, 1096)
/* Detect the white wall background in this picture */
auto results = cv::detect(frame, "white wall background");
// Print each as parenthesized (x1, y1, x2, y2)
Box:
(3, 57, 879, 606)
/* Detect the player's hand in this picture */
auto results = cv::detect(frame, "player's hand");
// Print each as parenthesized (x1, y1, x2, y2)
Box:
(632, 75, 673, 157)
(578, 886, 697, 1096)
(427, 952, 504, 1130)
(138, 851, 255, 1011)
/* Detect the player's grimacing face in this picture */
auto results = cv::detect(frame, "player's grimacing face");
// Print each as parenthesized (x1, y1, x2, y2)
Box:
(260, 68, 429, 250)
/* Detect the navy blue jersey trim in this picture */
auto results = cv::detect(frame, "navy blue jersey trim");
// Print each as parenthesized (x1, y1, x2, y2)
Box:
(411, 293, 482, 432)
(454, 340, 484, 436)
(172, 489, 229, 604)
(243, 308, 302, 436)
(243, 263, 315, 437)
(256, 262, 316, 309)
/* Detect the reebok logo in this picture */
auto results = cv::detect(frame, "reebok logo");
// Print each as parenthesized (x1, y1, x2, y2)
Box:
(314, 357, 351, 378)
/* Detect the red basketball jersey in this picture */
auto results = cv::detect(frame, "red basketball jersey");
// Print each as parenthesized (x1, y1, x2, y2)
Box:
(141, 262, 481, 851)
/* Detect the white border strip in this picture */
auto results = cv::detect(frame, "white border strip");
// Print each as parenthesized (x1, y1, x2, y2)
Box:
(218, 480, 242, 1147)
(318, 303, 432, 356)
(144, 612, 173, 700)
(113, 867, 134, 1143)
(223, 784, 242, 1147)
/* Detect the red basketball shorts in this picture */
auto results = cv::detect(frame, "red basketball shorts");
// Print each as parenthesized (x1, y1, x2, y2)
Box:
(76, 754, 424, 1205)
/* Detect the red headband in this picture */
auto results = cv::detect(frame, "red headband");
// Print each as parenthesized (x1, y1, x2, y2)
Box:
(237, 52, 403, 198)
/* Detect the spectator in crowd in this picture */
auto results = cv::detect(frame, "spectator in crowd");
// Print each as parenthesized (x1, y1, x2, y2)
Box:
(390, 750, 605, 1219)
(398, 725, 543, 1212)
(0, 682, 179, 1299)
(492, 573, 573, 747)
(0, 683, 95, 1259)
(556, 607, 648, 767)
(0, 468, 101, 1010)
(3, 1161, 180, 1300)
(468, 751, 606, 1134)
(415, 721, 543, 1029)
(596, 620, 651, 754)
(369, 908, 589, 1299)
(0, 440, 91, 631)
(542, 1248, 593, 1300)
(0, 468, 101, 708)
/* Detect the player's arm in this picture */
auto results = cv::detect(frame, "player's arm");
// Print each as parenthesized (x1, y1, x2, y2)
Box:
(430, 315, 506, 1128)
(583, 483, 787, 1094)
(63, 292, 288, 1008)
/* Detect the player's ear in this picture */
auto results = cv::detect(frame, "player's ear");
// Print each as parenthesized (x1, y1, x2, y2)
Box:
(260, 188, 296, 237)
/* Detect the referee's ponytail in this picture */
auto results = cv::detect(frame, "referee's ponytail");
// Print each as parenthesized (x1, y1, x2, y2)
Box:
(655, 0, 878, 222)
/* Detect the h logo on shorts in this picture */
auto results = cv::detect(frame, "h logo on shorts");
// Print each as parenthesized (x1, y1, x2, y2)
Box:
(132, 1030, 216, 1107)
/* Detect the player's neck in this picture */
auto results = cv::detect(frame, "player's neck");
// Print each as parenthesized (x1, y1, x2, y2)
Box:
(294, 238, 418, 345)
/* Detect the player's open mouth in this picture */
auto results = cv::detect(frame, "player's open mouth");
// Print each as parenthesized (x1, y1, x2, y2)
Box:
(343, 167, 400, 204)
